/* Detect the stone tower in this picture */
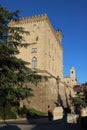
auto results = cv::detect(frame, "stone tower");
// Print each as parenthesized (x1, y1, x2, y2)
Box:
(9, 14, 78, 112)
(70, 67, 76, 79)
(9, 14, 63, 112)
(9, 14, 63, 79)
(70, 67, 77, 87)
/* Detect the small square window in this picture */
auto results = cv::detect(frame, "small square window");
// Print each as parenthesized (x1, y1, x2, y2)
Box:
(32, 48, 37, 53)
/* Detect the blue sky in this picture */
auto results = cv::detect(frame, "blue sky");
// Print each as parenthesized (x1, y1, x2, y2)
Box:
(0, 0, 87, 84)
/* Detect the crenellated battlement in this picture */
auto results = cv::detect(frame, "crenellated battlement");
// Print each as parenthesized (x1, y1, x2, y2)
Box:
(56, 30, 63, 44)
(9, 13, 63, 49)
(9, 14, 48, 25)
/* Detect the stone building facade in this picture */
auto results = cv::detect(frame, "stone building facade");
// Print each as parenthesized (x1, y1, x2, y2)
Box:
(63, 67, 78, 96)
(9, 14, 78, 112)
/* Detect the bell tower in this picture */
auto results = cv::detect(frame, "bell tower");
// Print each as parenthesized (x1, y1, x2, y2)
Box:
(70, 67, 76, 78)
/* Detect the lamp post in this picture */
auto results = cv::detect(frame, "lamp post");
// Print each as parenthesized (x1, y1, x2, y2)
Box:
(56, 76, 60, 106)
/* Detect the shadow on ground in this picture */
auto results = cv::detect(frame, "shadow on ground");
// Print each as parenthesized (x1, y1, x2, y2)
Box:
(0, 124, 21, 130)
(0, 116, 86, 130)
(27, 116, 86, 130)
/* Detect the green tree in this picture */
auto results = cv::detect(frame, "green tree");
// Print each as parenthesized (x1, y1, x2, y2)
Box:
(0, 5, 42, 119)
(70, 82, 87, 114)
(82, 82, 87, 104)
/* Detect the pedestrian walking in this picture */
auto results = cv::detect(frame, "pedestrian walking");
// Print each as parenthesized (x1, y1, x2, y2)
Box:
(48, 105, 53, 121)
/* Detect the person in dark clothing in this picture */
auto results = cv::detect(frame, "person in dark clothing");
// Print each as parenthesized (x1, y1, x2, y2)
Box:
(48, 105, 53, 121)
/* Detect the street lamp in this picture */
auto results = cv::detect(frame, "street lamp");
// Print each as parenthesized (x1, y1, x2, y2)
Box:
(56, 76, 60, 106)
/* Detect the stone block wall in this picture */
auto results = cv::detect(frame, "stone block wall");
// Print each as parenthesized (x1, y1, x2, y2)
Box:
(21, 77, 58, 112)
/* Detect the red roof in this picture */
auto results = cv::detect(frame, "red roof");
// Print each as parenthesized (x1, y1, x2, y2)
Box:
(73, 85, 83, 92)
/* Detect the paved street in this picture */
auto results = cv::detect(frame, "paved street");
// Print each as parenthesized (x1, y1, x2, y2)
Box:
(0, 117, 86, 130)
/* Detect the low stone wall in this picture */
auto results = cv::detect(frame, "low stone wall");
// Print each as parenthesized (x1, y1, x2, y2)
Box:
(67, 114, 79, 123)
(80, 107, 87, 117)
(53, 106, 63, 120)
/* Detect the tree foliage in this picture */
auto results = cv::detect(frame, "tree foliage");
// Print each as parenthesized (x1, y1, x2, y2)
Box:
(70, 82, 87, 113)
(0, 5, 42, 108)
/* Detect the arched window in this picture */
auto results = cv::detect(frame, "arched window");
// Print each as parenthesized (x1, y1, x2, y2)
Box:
(32, 57, 37, 67)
